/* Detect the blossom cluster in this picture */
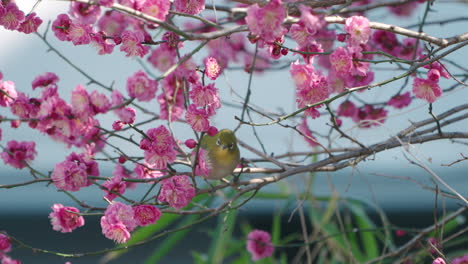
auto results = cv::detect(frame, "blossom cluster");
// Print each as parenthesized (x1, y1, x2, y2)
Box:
(0, 2, 42, 34)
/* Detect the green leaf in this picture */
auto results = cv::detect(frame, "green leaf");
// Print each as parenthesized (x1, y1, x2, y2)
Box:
(347, 203, 379, 260)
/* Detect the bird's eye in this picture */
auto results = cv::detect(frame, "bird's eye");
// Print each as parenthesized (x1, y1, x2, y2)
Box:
(228, 143, 233, 149)
(216, 138, 221, 146)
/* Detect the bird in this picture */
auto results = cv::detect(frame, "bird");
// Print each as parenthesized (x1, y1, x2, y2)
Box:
(197, 129, 241, 180)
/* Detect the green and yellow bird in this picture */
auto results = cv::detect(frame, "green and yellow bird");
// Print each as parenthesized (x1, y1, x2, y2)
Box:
(199, 129, 241, 180)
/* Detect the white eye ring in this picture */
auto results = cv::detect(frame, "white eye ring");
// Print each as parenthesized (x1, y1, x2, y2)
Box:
(216, 138, 221, 146)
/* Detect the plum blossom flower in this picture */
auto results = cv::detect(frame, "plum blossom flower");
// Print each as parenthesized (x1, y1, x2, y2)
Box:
(32, 72, 59, 90)
(293, 63, 329, 118)
(412, 77, 442, 103)
(372, 30, 399, 55)
(105, 202, 137, 231)
(0, 80, 17, 107)
(68, 23, 92, 45)
(388, 92, 412, 109)
(0, 256, 21, 264)
(97, 11, 128, 37)
(337, 101, 358, 118)
(245, 0, 286, 44)
(140, 125, 176, 169)
(49, 204, 85, 233)
(52, 14, 72, 41)
(193, 148, 212, 177)
(432, 258, 446, 264)
(17, 12, 42, 34)
(133, 205, 161, 226)
(452, 254, 468, 264)
(100, 217, 131, 243)
(147, 45, 177, 72)
(52, 152, 98, 191)
(0, 3, 24, 30)
(345, 16, 371, 47)
(126, 70, 158, 102)
(69, 2, 101, 24)
(120, 30, 150, 57)
(174, 0, 205, 15)
(204, 57, 221, 80)
(90, 31, 115, 55)
(329, 47, 353, 77)
(246, 229, 274, 261)
(185, 104, 210, 132)
(1, 141, 36, 169)
(141, 0, 171, 21)
(102, 169, 127, 201)
(134, 162, 164, 179)
(189, 83, 220, 113)
(0, 233, 11, 253)
(158, 175, 195, 209)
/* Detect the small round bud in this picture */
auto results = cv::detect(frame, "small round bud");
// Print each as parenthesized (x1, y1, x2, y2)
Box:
(185, 139, 197, 149)
(335, 118, 343, 127)
(11, 120, 20, 128)
(112, 120, 124, 131)
(0, 233, 12, 253)
(395, 229, 406, 237)
(281, 48, 288, 56)
(337, 33, 348, 42)
(118, 155, 127, 164)
(207, 126, 218, 136)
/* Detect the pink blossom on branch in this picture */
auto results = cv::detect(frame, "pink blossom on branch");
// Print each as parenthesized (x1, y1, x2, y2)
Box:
(69, 2, 101, 25)
(185, 104, 210, 132)
(189, 82, 220, 112)
(158, 175, 195, 209)
(100, 217, 131, 244)
(141, 0, 171, 21)
(140, 125, 177, 169)
(173, 0, 205, 15)
(17, 12, 42, 34)
(412, 77, 442, 103)
(133, 205, 161, 226)
(329, 47, 353, 77)
(103, 202, 137, 232)
(0, 80, 17, 107)
(102, 169, 127, 201)
(52, 13, 72, 41)
(204, 57, 221, 80)
(0, 233, 11, 253)
(126, 70, 158, 102)
(245, 0, 287, 44)
(246, 229, 274, 261)
(0, 140, 36, 169)
(120, 30, 149, 57)
(49, 204, 85, 233)
(345, 16, 371, 47)
(31, 72, 59, 90)
(387, 92, 412, 109)
(0, 3, 25, 30)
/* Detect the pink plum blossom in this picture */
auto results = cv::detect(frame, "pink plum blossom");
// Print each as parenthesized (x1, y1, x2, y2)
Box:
(204, 57, 221, 80)
(100, 217, 131, 244)
(97, 11, 128, 37)
(158, 175, 195, 209)
(141, 0, 171, 21)
(399, 38, 421, 60)
(452, 254, 468, 264)
(126, 70, 158, 102)
(17, 12, 42, 34)
(52, 160, 90, 191)
(432, 258, 446, 264)
(173, 0, 205, 15)
(189, 83, 220, 113)
(69, 2, 101, 24)
(0, 234, 11, 253)
(103, 202, 137, 231)
(120, 30, 149, 57)
(372, 30, 400, 55)
(133, 205, 161, 226)
(329, 47, 353, 77)
(68, 23, 92, 45)
(89, 90, 111, 114)
(90, 31, 115, 55)
(52, 14, 72, 41)
(294, 63, 329, 118)
(102, 170, 126, 201)
(345, 16, 371, 47)
(246, 229, 274, 261)
(1, 140, 36, 169)
(245, 0, 286, 44)
(387, 92, 412, 109)
(134, 162, 164, 179)
(147, 45, 177, 72)
(32, 72, 59, 90)
(49, 204, 85, 233)
(140, 125, 176, 169)
(185, 104, 210, 132)
(0, 3, 24, 30)
(0, 80, 17, 107)
(193, 148, 212, 178)
(0, 256, 21, 264)
(412, 77, 442, 103)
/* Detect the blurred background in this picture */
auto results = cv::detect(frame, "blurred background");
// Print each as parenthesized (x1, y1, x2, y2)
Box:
(1, 1, 467, 263)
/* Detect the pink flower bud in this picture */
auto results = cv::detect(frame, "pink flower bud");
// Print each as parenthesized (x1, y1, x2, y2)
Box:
(281, 48, 288, 55)
(0, 233, 12, 253)
(118, 155, 127, 164)
(207, 126, 218, 136)
(432, 257, 446, 264)
(395, 229, 407, 237)
(112, 120, 124, 130)
(185, 139, 197, 149)
(337, 33, 348, 42)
